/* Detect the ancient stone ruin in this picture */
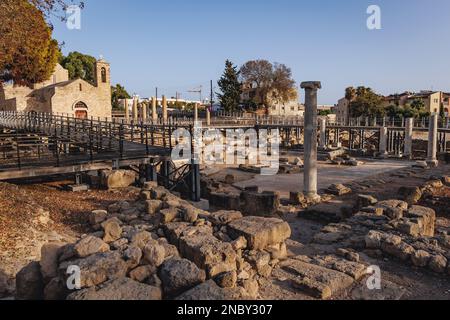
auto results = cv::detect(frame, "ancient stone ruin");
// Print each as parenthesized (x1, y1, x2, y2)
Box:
(14, 182, 292, 300)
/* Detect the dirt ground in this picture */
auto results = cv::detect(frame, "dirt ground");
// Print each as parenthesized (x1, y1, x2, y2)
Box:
(0, 178, 139, 284)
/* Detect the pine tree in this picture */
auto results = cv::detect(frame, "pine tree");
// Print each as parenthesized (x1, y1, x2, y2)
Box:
(217, 60, 242, 112)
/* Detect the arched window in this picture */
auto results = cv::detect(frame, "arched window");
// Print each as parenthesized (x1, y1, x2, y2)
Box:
(74, 101, 88, 109)
(101, 67, 107, 83)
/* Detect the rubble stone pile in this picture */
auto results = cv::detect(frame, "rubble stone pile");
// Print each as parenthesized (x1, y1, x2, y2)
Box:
(305, 175, 450, 276)
(15, 182, 292, 300)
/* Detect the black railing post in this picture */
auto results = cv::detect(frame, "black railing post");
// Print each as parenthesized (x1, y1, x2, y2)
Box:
(54, 126, 60, 167)
(15, 130, 21, 169)
(119, 124, 124, 159)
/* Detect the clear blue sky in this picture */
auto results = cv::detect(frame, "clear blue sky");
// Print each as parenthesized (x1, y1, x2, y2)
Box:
(52, 0, 450, 104)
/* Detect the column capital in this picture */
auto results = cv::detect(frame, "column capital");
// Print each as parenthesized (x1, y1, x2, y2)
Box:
(301, 81, 322, 90)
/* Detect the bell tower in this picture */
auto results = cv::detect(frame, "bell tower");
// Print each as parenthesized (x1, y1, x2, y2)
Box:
(94, 57, 111, 88)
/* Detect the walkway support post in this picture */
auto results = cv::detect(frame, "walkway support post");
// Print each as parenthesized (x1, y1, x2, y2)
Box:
(206, 108, 211, 126)
(124, 98, 129, 123)
(142, 102, 148, 122)
(151, 97, 158, 123)
(132, 97, 138, 121)
(162, 95, 168, 124)
(319, 118, 327, 149)
(404, 118, 414, 159)
(427, 114, 439, 167)
(301, 81, 321, 201)
(194, 103, 199, 123)
(379, 127, 388, 157)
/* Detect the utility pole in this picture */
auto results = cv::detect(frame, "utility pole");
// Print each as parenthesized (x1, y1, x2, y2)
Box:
(155, 87, 158, 107)
(210, 80, 213, 112)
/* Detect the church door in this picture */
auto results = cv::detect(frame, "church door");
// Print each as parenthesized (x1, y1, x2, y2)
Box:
(74, 101, 88, 119)
(75, 110, 88, 119)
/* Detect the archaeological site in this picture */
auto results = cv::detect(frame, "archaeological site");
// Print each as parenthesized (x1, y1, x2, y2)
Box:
(1, 0, 449, 315)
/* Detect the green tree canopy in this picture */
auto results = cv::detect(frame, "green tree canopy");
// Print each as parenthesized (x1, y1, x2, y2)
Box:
(60, 52, 96, 84)
(410, 99, 425, 111)
(111, 84, 130, 110)
(0, 0, 60, 87)
(217, 60, 242, 112)
(239, 60, 296, 110)
(348, 86, 385, 118)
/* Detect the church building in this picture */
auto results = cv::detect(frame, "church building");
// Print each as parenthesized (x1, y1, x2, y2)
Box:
(0, 58, 112, 119)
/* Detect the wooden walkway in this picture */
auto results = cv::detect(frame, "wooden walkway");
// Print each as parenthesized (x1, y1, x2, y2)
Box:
(0, 112, 174, 180)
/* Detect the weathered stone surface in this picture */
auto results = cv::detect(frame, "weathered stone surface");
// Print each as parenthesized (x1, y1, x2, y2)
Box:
(67, 277, 162, 300)
(101, 218, 122, 243)
(209, 210, 243, 225)
(143, 241, 166, 267)
(123, 246, 142, 269)
(111, 238, 128, 251)
(398, 187, 422, 205)
(179, 231, 236, 278)
(336, 248, 360, 263)
(228, 216, 291, 250)
(89, 210, 107, 225)
(151, 186, 168, 200)
(376, 200, 408, 219)
(129, 265, 156, 283)
(145, 200, 163, 215)
(0, 271, 11, 297)
(442, 175, 450, 187)
(231, 236, 248, 251)
(382, 240, 414, 261)
(406, 206, 436, 237)
(365, 230, 384, 249)
(175, 280, 239, 300)
(265, 242, 288, 260)
(424, 180, 444, 190)
(309, 255, 366, 280)
(281, 258, 354, 299)
(159, 208, 180, 224)
(360, 206, 384, 216)
(429, 255, 447, 273)
(40, 242, 65, 280)
(159, 258, 206, 297)
(181, 207, 199, 223)
(240, 191, 280, 216)
(411, 250, 431, 267)
(303, 201, 353, 223)
(215, 271, 237, 288)
(163, 222, 191, 246)
(356, 195, 378, 210)
(143, 181, 158, 190)
(43, 277, 69, 300)
(100, 170, 136, 189)
(326, 184, 351, 196)
(245, 250, 271, 276)
(209, 192, 241, 211)
(74, 236, 110, 258)
(59, 251, 128, 288)
(130, 231, 154, 249)
(224, 174, 235, 185)
(289, 192, 305, 205)
(15, 262, 44, 300)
